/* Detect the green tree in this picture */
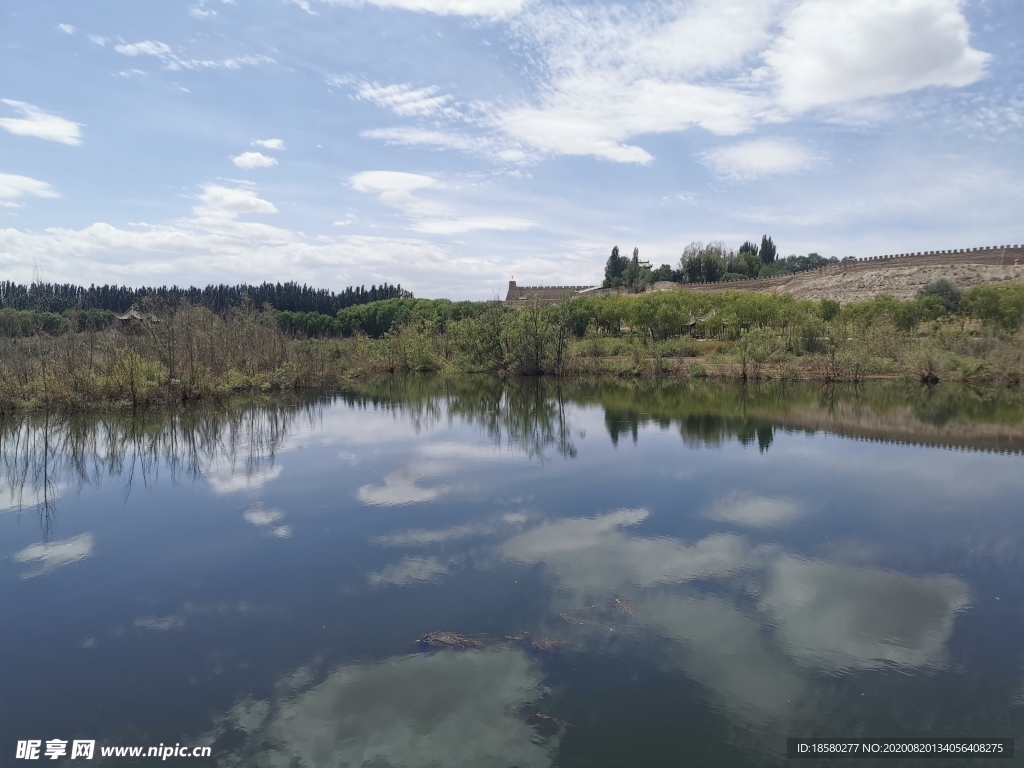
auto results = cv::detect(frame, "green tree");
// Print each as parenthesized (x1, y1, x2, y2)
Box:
(651, 264, 674, 282)
(738, 240, 759, 261)
(603, 246, 629, 288)
(700, 251, 725, 283)
(818, 298, 841, 322)
(760, 235, 777, 265)
(623, 248, 652, 293)
(679, 242, 704, 283)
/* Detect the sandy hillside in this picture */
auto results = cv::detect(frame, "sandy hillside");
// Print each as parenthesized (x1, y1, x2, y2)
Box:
(769, 263, 1024, 303)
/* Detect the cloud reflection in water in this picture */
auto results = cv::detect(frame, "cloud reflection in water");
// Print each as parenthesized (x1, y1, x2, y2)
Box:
(13, 533, 94, 578)
(210, 649, 557, 768)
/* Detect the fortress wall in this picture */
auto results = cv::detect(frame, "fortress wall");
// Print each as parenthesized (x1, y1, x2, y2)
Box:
(681, 244, 1024, 294)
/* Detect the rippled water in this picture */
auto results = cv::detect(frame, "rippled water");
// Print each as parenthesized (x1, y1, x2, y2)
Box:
(3, 378, 1024, 767)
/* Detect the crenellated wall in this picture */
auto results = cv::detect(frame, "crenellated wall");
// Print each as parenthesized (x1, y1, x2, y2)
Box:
(681, 244, 1023, 293)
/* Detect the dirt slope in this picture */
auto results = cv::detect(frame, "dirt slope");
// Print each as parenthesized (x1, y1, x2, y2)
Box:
(764, 263, 1024, 303)
(657, 246, 1024, 304)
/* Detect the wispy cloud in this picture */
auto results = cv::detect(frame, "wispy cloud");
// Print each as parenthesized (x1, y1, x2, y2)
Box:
(189, 4, 218, 18)
(0, 99, 82, 145)
(350, 170, 535, 233)
(361, 127, 526, 164)
(349, 0, 992, 170)
(113, 40, 274, 72)
(307, 0, 524, 18)
(115, 40, 173, 57)
(252, 138, 286, 150)
(701, 139, 821, 180)
(367, 555, 450, 587)
(0, 173, 60, 206)
(58, 23, 76, 34)
(357, 82, 457, 117)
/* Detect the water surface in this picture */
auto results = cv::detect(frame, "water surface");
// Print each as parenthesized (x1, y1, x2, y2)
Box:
(3, 378, 1024, 767)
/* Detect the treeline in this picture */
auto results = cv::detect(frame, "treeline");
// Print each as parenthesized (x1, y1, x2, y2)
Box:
(0, 280, 411, 314)
(272, 281, 1024, 343)
(0, 309, 118, 337)
(604, 235, 841, 292)
(277, 298, 492, 339)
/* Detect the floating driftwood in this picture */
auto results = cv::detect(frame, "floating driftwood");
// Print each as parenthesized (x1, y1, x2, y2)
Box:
(505, 633, 572, 654)
(610, 598, 635, 616)
(525, 711, 572, 730)
(557, 611, 611, 630)
(512, 705, 573, 732)
(416, 631, 488, 650)
(559, 597, 636, 627)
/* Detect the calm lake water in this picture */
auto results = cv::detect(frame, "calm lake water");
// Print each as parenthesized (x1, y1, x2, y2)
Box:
(3, 378, 1024, 767)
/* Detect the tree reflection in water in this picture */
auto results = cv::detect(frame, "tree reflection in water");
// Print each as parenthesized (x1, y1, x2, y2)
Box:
(3, 378, 1022, 534)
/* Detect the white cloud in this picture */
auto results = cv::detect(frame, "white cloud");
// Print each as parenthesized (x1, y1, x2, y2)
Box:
(244, 508, 285, 526)
(194, 183, 278, 218)
(323, 0, 525, 18)
(0, 178, 518, 299)
(488, 0, 778, 164)
(413, 215, 535, 235)
(361, 127, 526, 164)
(705, 492, 803, 527)
(501, 509, 759, 592)
(211, 650, 556, 767)
(88, 34, 108, 46)
(0, 99, 82, 145)
(0, 173, 60, 205)
(351, 170, 444, 217)
(0, 482, 67, 511)
(13, 533, 94, 578)
(494, 511, 803, 721)
(367, 555, 450, 587)
(761, 556, 970, 670)
(765, 0, 990, 113)
(58, 23, 76, 34)
(207, 462, 282, 494)
(351, 170, 437, 195)
(252, 138, 286, 150)
(113, 40, 273, 72)
(351, 169, 436, 196)
(114, 40, 173, 57)
(232, 151, 279, 169)
(351, 170, 536, 233)
(357, 82, 456, 117)
(172, 54, 275, 71)
(189, 5, 218, 17)
(701, 139, 820, 180)
(372, 522, 499, 547)
(358, 469, 444, 506)
(348, 0, 991, 170)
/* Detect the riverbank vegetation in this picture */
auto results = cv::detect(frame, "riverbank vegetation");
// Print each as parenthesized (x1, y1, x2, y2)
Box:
(1, 280, 1023, 411)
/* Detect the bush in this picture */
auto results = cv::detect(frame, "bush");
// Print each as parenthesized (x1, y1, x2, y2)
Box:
(919, 279, 963, 313)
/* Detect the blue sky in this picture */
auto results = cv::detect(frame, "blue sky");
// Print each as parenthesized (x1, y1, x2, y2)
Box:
(1, 0, 1021, 299)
